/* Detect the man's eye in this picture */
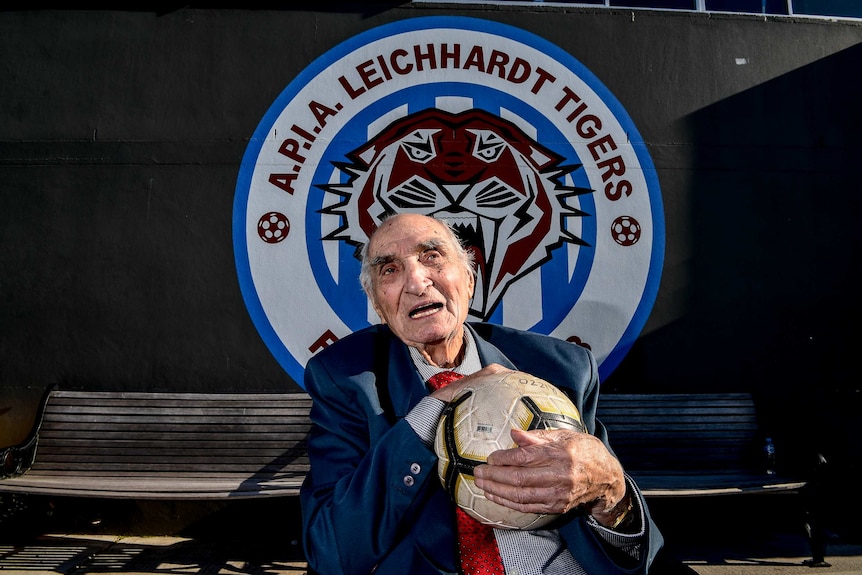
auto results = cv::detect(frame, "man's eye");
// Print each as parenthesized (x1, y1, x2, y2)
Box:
(422, 250, 442, 263)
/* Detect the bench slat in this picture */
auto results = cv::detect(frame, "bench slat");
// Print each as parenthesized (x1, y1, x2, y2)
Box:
(40, 426, 309, 433)
(29, 462, 309, 472)
(0, 472, 307, 499)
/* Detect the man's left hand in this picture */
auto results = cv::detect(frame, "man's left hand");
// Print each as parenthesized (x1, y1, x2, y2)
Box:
(473, 428, 628, 528)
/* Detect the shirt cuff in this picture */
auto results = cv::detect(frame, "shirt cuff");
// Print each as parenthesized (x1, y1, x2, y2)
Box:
(586, 475, 646, 550)
(405, 396, 447, 447)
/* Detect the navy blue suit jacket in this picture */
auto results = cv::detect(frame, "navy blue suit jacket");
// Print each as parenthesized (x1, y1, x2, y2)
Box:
(300, 322, 663, 574)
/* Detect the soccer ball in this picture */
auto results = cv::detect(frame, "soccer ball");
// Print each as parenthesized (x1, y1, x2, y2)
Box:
(434, 370, 584, 530)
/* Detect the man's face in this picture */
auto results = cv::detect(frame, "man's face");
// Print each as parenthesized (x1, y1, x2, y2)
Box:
(366, 214, 475, 352)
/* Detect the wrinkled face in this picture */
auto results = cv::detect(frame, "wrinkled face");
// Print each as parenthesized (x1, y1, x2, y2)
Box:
(366, 214, 475, 354)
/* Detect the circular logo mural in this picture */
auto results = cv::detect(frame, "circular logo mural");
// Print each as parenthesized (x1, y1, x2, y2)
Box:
(233, 16, 664, 388)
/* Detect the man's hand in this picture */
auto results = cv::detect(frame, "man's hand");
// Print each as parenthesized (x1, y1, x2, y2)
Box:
(472, 427, 629, 528)
(428, 363, 512, 403)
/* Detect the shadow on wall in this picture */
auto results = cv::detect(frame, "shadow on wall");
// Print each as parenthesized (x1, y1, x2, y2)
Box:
(610, 41, 861, 394)
(606, 41, 862, 540)
(0, 386, 46, 447)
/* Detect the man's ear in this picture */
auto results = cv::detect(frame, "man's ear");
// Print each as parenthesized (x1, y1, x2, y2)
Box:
(372, 301, 387, 324)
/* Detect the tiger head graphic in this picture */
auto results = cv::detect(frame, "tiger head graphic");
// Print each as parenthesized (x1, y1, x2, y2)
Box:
(319, 107, 592, 320)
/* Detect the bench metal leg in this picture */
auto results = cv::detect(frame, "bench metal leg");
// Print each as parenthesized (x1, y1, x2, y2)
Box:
(801, 453, 831, 568)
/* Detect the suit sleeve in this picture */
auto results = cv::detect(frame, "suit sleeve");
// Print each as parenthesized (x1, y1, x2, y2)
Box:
(299, 350, 447, 575)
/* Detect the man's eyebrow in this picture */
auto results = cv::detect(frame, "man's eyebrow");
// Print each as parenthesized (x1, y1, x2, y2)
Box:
(369, 254, 395, 268)
(368, 239, 448, 268)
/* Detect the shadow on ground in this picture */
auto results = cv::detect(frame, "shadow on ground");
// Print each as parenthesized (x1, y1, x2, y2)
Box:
(0, 493, 307, 574)
(2, 492, 861, 574)
(648, 493, 862, 572)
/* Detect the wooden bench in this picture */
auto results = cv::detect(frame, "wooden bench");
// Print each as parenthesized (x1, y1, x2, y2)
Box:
(1, 388, 825, 564)
(0, 388, 312, 499)
(598, 392, 826, 566)
(596, 392, 808, 497)
(3, 389, 804, 500)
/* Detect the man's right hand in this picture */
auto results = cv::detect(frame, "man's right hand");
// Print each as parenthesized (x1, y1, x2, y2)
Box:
(428, 363, 513, 403)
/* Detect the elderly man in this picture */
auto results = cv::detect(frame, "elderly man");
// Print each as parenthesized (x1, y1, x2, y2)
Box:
(300, 213, 663, 574)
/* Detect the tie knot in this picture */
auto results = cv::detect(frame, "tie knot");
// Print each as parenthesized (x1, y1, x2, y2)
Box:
(427, 370, 463, 391)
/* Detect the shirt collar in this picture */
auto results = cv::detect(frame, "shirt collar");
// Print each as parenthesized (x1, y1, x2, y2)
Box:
(409, 325, 482, 382)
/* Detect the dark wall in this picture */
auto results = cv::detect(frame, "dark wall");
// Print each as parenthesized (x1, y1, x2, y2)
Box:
(1, 7, 860, 472)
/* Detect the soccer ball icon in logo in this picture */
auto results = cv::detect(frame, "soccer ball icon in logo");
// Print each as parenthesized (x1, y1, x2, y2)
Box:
(434, 371, 584, 530)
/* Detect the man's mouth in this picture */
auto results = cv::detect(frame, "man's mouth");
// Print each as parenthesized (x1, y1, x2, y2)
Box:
(409, 302, 444, 319)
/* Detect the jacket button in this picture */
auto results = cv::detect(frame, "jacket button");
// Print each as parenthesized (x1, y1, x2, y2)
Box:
(403, 475, 415, 487)
(410, 463, 421, 474)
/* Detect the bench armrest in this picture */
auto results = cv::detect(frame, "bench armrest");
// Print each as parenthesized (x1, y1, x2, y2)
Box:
(1, 435, 39, 478)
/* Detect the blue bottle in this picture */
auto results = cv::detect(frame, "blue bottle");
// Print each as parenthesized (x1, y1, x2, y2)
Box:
(764, 437, 776, 475)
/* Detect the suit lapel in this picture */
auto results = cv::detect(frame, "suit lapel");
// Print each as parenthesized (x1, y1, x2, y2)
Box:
(379, 329, 433, 418)
(466, 323, 518, 370)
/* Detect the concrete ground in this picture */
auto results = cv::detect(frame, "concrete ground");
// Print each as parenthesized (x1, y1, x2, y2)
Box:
(1, 493, 861, 574)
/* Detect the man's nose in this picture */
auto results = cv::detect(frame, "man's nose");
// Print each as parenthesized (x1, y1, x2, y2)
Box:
(403, 260, 432, 294)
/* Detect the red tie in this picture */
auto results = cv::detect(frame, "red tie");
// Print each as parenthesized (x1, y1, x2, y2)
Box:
(428, 371, 506, 575)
